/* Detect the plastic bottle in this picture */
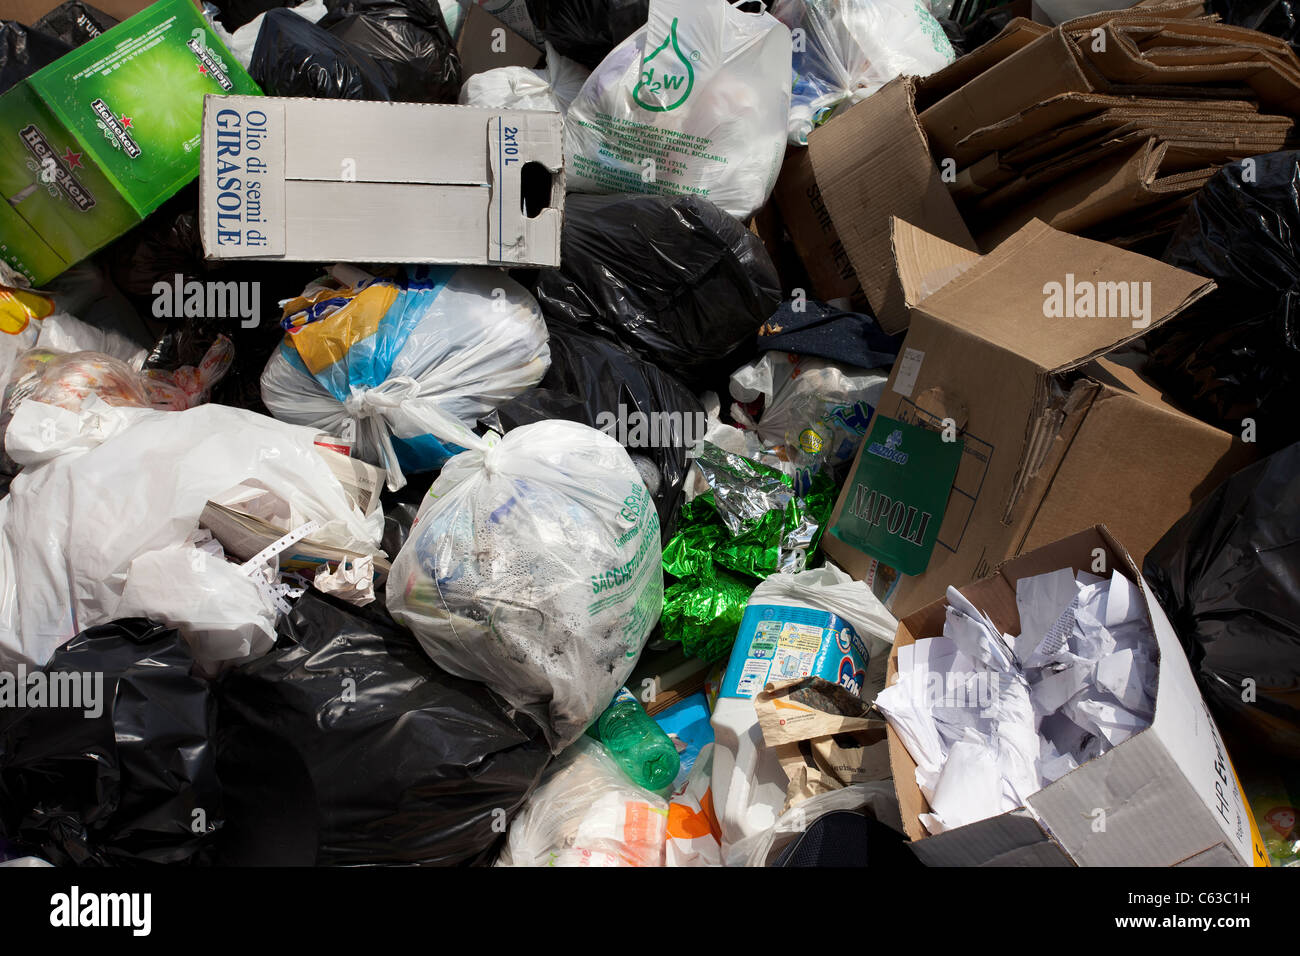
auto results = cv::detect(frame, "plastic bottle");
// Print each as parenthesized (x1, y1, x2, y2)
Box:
(589, 687, 681, 793)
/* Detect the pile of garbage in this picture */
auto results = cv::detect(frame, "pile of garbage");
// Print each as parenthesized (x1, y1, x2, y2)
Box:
(0, 0, 1296, 874)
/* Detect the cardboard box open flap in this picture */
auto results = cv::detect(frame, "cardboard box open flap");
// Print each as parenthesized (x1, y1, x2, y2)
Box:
(807, 78, 977, 333)
(823, 217, 1226, 617)
(884, 525, 1269, 866)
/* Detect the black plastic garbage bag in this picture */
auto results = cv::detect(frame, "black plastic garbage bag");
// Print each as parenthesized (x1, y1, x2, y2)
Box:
(32, 1, 117, 47)
(1210, 0, 1299, 52)
(209, 0, 292, 31)
(251, 7, 393, 98)
(1144, 441, 1300, 761)
(0, 619, 222, 866)
(216, 591, 552, 866)
(534, 193, 782, 392)
(492, 325, 704, 540)
(0, 21, 71, 94)
(523, 0, 648, 70)
(1148, 151, 1300, 455)
(319, 0, 460, 103)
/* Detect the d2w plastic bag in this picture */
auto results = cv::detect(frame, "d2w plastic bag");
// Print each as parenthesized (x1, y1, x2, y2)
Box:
(770, 0, 955, 145)
(216, 590, 551, 865)
(496, 736, 668, 866)
(261, 266, 550, 490)
(564, 0, 792, 219)
(386, 420, 663, 752)
(0, 399, 384, 674)
(0, 618, 221, 866)
(533, 193, 781, 391)
(1143, 441, 1300, 761)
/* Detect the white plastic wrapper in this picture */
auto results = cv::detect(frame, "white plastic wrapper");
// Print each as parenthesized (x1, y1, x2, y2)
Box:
(260, 266, 550, 491)
(730, 351, 888, 492)
(564, 0, 792, 220)
(0, 399, 384, 674)
(458, 44, 590, 114)
(497, 737, 669, 867)
(771, 0, 956, 145)
(386, 420, 663, 751)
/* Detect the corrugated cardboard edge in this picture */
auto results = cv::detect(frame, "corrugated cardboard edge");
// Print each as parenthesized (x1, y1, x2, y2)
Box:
(807, 78, 977, 334)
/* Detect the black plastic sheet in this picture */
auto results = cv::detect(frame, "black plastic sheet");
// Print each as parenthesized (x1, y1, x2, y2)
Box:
(0, 620, 222, 866)
(1144, 442, 1300, 761)
(533, 193, 782, 393)
(251, 7, 394, 98)
(1149, 151, 1300, 455)
(523, 0, 648, 70)
(215, 591, 551, 866)
(319, 0, 460, 103)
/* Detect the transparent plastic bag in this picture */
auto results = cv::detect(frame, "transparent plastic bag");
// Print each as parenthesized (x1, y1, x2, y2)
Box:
(496, 737, 668, 866)
(771, 0, 955, 144)
(386, 420, 663, 751)
(260, 266, 550, 490)
(564, 0, 792, 219)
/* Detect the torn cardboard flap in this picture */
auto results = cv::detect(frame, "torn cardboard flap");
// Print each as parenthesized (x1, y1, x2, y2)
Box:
(896, 216, 1215, 374)
(808, 78, 977, 334)
(200, 95, 564, 267)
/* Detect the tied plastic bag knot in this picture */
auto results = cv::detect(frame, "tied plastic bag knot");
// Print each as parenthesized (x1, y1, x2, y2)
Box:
(343, 376, 422, 419)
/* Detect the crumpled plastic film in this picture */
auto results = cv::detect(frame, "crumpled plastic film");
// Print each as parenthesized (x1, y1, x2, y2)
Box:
(661, 443, 837, 662)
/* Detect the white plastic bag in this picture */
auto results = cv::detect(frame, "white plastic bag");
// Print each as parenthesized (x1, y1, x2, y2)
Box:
(729, 351, 888, 492)
(564, 0, 792, 219)
(458, 43, 590, 114)
(0, 398, 384, 674)
(496, 737, 669, 867)
(205, 0, 327, 69)
(386, 420, 663, 751)
(771, 0, 955, 144)
(260, 266, 550, 490)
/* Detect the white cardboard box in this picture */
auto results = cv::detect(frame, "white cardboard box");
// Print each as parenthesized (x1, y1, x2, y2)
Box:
(886, 525, 1270, 867)
(199, 95, 564, 267)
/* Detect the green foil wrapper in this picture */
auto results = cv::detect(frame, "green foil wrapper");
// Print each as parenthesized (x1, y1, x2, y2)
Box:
(660, 444, 837, 662)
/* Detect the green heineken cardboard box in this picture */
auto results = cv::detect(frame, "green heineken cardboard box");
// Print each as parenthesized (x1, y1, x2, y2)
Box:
(0, 0, 260, 285)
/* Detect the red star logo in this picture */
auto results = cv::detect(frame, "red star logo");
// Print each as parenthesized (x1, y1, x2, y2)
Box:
(62, 147, 83, 170)
(198, 64, 208, 75)
(120, 114, 133, 128)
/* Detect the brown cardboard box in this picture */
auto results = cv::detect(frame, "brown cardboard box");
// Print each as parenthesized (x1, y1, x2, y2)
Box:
(884, 524, 1269, 866)
(770, 148, 866, 305)
(806, 7, 1300, 332)
(822, 217, 1252, 618)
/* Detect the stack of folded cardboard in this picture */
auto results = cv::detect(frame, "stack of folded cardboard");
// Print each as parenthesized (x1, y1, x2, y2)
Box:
(923, 1, 1300, 248)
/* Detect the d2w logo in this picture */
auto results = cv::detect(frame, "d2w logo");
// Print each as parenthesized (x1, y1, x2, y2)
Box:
(633, 17, 694, 112)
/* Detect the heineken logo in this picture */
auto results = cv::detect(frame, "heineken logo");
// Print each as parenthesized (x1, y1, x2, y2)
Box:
(867, 428, 909, 465)
(188, 37, 234, 92)
(633, 17, 695, 112)
(90, 98, 140, 159)
(18, 125, 96, 210)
